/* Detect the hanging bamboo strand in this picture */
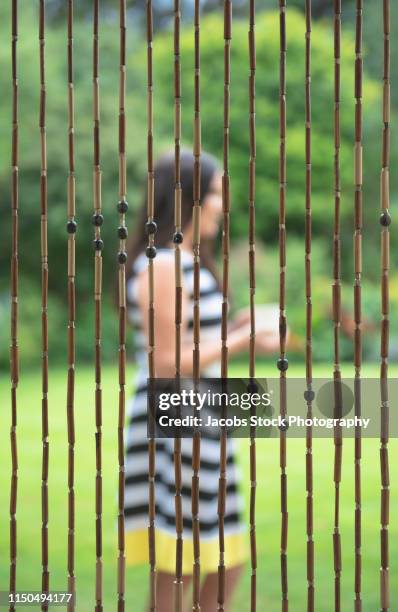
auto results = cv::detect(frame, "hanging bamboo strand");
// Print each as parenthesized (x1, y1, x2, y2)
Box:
(192, 0, 202, 608)
(116, 1, 128, 610)
(247, 0, 257, 608)
(278, 2, 289, 610)
(9, 1, 19, 607)
(172, 0, 183, 608)
(353, 2, 363, 609)
(39, 2, 50, 609)
(92, 1, 104, 609)
(220, 0, 232, 378)
(173, 0, 182, 383)
(145, 0, 157, 609)
(304, 2, 314, 610)
(331, 1, 343, 609)
(379, 1, 390, 610)
(216, 1, 232, 610)
(66, 2, 76, 609)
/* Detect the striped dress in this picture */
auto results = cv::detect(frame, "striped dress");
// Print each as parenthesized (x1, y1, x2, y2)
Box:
(124, 248, 247, 574)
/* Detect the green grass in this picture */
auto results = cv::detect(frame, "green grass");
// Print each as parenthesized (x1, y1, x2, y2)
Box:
(0, 362, 397, 610)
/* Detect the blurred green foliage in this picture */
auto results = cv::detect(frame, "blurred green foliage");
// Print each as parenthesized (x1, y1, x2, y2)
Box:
(0, 4, 397, 369)
(153, 10, 379, 244)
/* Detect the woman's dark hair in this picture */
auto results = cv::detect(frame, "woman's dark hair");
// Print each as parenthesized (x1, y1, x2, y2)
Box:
(126, 148, 221, 285)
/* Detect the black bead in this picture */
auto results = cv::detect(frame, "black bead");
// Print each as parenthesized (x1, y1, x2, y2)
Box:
(145, 220, 157, 235)
(92, 213, 104, 227)
(146, 246, 157, 259)
(304, 389, 315, 403)
(246, 381, 258, 394)
(117, 199, 129, 214)
(277, 357, 289, 372)
(173, 231, 183, 244)
(380, 211, 391, 227)
(278, 418, 289, 433)
(118, 251, 128, 264)
(94, 239, 104, 251)
(66, 220, 77, 234)
(118, 226, 128, 240)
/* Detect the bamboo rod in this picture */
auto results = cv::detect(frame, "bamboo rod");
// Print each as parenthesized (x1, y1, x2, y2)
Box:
(66, 3, 76, 609)
(192, 1, 202, 609)
(9, 2, 19, 607)
(39, 2, 50, 609)
(247, 0, 257, 608)
(117, 1, 127, 610)
(304, 2, 314, 610)
(93, 1, 103, 609)
(331, 2, 343, 609)
(353, 3, 363, 609)
(173, 0, 183, 609)
(379, 2, 390, 610)
(146, 0, 157, 609)
(278, 2, 289, 610)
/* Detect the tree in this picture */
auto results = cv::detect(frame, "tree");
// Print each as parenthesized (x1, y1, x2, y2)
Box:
(152, 9, 381, 248)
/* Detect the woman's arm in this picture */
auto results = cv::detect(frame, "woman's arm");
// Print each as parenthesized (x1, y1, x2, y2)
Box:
(135, 255, 250, 377)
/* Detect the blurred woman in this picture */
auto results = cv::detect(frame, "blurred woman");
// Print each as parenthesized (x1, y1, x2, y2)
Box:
(124, 149, 279, 611)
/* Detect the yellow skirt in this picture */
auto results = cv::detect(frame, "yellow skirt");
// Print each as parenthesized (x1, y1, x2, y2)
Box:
(126, 528, 248, 575)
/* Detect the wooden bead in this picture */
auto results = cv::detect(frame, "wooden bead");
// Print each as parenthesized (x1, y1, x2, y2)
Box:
(92, 213, 104, 226)
(117, 226, 128, 239)
(146, 245, 156, 259)
(66, 219, 77, 234)
(277, 357, 289, 372)
(117, 199, 128, 214)
(380, 210, 391, 227)
(145, 220, 157, 235)
(173, 231, 183, 244)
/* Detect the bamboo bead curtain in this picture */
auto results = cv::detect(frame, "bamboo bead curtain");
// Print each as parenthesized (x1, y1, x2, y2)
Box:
(6, 1, 392, 611)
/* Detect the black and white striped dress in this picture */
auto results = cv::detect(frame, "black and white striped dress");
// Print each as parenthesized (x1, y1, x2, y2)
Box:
(124, 248, 247, 574)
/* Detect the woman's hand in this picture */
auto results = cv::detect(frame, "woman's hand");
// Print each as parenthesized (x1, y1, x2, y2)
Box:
(229, 322, 280, 356)
(230, 306, 282, 355)
(255, 329, 280, 354)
